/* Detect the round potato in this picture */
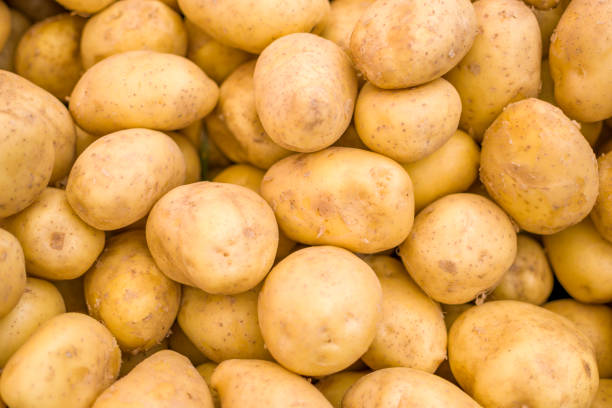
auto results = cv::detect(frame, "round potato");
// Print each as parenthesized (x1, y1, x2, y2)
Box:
(0, 229, 25, 318)
(54, 0, 115, 13)
(0, 9, 31, 72)
(66, 128, 185, 230)
(70, 51, 219, 135)
(81, 0, 187, 70)
(0, 2, 9, 50)
(118, 341, 167, 378)
(592, 379, 612, 408)
(480, 98, 598, 234)
(146, 182, 278, 295)
(399, 193, 517, 304)
(445, 0, 541, 140)
(213, 164, 265, 194)
(168, 322, 208, 366)
(315, 371, 370, 408)
(591, 152, 612, 243)
(449, 300, 598, 407)
(52, 277, 87, 314)
(167, 132, 201, 184)
(316, 0, 374, 55)
(533, 0, 569, 57)
(350, 0, 476, 89)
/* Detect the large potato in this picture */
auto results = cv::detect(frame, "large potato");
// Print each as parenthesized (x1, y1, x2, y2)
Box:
(549, 0, 612, 122)
(0, 313, 121, 408)
(449, 300, 598, 408)
(316, 0, 373, 55)
(350, 0, 476, 89)
(591, 152, 612, 243)
(315, 371, 370, 408)
(0, 229, 25, 318)
(480, 98, 598, 234)
(146, 182, 278, 294)
(66, 128, 185, 230)
(399, 193, 517, 304)
(0, 1, 9, 50)
(445, 0, 541, 140)
(178, 0, 329, 54)
(70, 51, 219, 135)
(254, 33, 357, 152)
(261, 147, 414, 253)
(0, 9, 31, 71)
(54, 0, 115, 13)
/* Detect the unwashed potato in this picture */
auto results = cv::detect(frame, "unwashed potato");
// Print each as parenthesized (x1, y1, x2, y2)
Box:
(261, 147, 414, 253)
(254, 33, 357, 152)
(316, 0, 374, 55)
(0, 229, 25, 318)
(66, 128, 185, 230)
(85, 230, 181, 353)
(591, 152, 612, 243)
(196, 363, 219, 408)
(168, 322, 208, 366)
(450, 301, 599, 407)
(480, 98, 598, 234)
(0, 2, 9, 50)
(167, 132, 201, 184)
(1, 313, 121, 408)
(315, 371, 370, 408)
(5, 187, 105, 280)
(54, 0, 115, 13)
(118, 341, 167, 378)
(70, 51, 219, 135)
(92, 350, 214, 408)
(52, 277, 87, 313)
(533, 0, 569, 57)
(178, 0, 329, 54)
(0, 9, 31, 71)
(445, 0, 541, 140)
(592, 379, 612, 408)
(81, 0, 187, 70)
(5, 0, 64, 22)
(210, 359, 332, 408)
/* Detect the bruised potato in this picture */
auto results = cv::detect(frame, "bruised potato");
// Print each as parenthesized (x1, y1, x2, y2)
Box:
(0, 229, 25, 318)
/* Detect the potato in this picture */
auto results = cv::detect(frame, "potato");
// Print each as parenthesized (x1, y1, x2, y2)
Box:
(179, 118, 203, 147)
(445, 0, 541, 140)
(442, 303, 474, 331)
(524, 0, 560, 9)
(204, 108, 248, 164)
(544, 300, 612, 378)
(591, 152, 612, 243)
(81, 0, 187, 70)
(343, 367, 481, 408)
(449, 300, 598, 407)
(168, 322, 208, 366)
(0, 2, 9, 50)
(399, 193, 517, 304)
(332, 123, 368, 150)
(70, 51, 219, 135)
(167, 132, 201, 184)
(315, 371, 370, 408)
(178, 0, 329, 54)
(0, 9, 31, 71)
(549, 0, 612, 122)
(5, 187, 105, 280)
(490, 234, 553, 305)
(211, 359, 332, 408)
(119, 341, 167, 378)
(258, 246, 382, 376)
(403, 130, 480, 211)
(66, 128, 185, 230)
(261, 147, 414, 253)
(146, 182, 278, 294)
(5, 0, 63, 22)
(54, 0, 115, 13)
(52, 277, 87, 313)
(533, 0, 569, 57)
(0, 229, 25, 318)
(92, 350, 213, 408)
(480, 98, 598, 234)
(350, 0, 476, 89)
(592, 379, 612, 408)
(213, 164, 264, 194)
(196, 363, 219, 408)
(360, 256, 447, 372)
(74, 124, 97, 157)
(85, 230, 180, 352)
(316, 0, 373, 55)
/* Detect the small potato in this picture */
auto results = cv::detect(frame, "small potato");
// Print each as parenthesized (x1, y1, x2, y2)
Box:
(179, 118, 204, 148)
(480, 98, 598, 234)
(178, 0, 329, 54)
(5, 188, 105, 280)
(449, 300, 598, 407)
(316, 0, 374, 55)
(332, 123, 369, 150)
(445, 0, 541, 140)
(54, 0, 115, 13)
(146, 182, 278, 295)
(119, 341, 167, 378)
(66, 129, 185, 231)
(74, 124, 98, 157)
(70, 51, 219, 135)
(350, 0, 477, 89)
(254, 33, 357, 152)
(0, 229, 25, 318)
(196, 363, 219, 408)
(399, 193, 517, 305)
(403, 130, 480, 211)
(442, 303, 474, 331)
(315, 371, 370, 408)
(0, 9, 31, 71)
(204, 108, 249, 164)
(52, 277, 87, 313)
(81, 0, 187, 69)
(210, 359, 332, 408)
(533, 0, 569, 57)
(168, 322, 208, 366)
(167, 132, 201, 184)
(591, 152, 612, 243)
(92, 350, 214, 408)
(0, 1, 9, 50)
(343, 367, 481, 408)
(85, 230, 181, 353)
(178, 286, 270, 362)
(490, 234, 553, 305)
(592, 379, 612, 408)
(543, 218, 612, 303)
(261, 147, 414, 254)
(213, 164, 265, 194)
(5, 0, 63, 21)
(258, 246, 382, 376)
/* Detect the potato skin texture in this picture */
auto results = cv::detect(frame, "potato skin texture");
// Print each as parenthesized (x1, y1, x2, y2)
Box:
(70, 51, 219, 135)
(591, 152, 612, 243)
(0, 10, 32, 72)
(480, 98, 598, 234)
(592, 379, 612, 408)
(261, 147, 414, 253)
(0, 229, 26, 318)
(317, 0, 374, 55)
(166, 132, 201, 184)
(54, 0, 115, 13)
(315, 371, 370, 408)
(449, 300, 598, 408)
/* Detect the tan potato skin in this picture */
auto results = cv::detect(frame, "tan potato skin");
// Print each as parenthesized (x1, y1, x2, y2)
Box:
(204, 107, 249, 164)
(54, 0, 115, 13)
(213, 164, 265, 194)
(167, 132, 201, 184)
(533, 0, 569, 57)
(316, 0, 374, 55)
(70, 51, 219, 135)
(0, 1, 9, 50)
(445, 0, 541, 140)
(591, 379, 612, 408)
(0, 229, 25, 318)
(449, 300, 599, 408)
(261, 147, 414, 254)
(0, 9, 31, 71)
(591, 152, 612, 243)
(168, 322, 208, 366)
(315, 371, 370, 408)
(195, 363, 219, 408)
(118, 341, 167, 378)
(0, 313, 121, 408)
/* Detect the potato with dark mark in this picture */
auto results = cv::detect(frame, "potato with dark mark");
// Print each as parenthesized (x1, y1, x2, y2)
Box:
(0, 229, 25, 318)
(0, 9, 31, 71)
(591, 152, 612, 243)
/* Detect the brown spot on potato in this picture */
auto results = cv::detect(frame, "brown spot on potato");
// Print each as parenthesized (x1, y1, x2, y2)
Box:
(583, 360, 591, 378)
(50, 232, 65, 250)
(439, 260, 457, 274)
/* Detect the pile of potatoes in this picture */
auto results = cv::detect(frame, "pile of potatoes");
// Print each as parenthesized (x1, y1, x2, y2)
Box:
(1, 0, 612, 407)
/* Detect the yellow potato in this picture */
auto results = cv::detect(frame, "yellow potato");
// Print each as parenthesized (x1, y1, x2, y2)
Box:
(332, 123, 368, 150)
(213, 164, 264, 194)
(168, 322, 208, 366)
(592, 379, 612, 408)
(591, 152, 612, 243)
(52, 277, 87, 314)
(5, 0, 63, 21)
(203, 108, 248, 164)
(442, 303, 474, 331)
(196, 363, 219, 408)
(445, 0, 541, 140)
(5, 187, 105, 280)
(315, 371, 370, 408)
(70, 51, 219, 135)
(316, 0, 374, 55)
(0, 9, 31, 71)
(167, 132, 201, 184)
(178, 0, 329, 54)
(0, 2, 9, 50)
(533, 0, 568, 57)
(399, 193, 517, 304)
(0, 229, 25, 318)
(179, 118, 203, 148)
(119, 340, 167, 378)
(66, 129, 185, 230)
(81, 0, 187, 69)
(54, 0, 115, 13)
(74, 124, 98, 158)
(480, 98, 598, 234)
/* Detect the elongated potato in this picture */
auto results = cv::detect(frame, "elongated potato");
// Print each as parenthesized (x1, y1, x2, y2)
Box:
(591, 152, 612, 243)
(0, 9, 31, 71)
(0, 229, 25, 318)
